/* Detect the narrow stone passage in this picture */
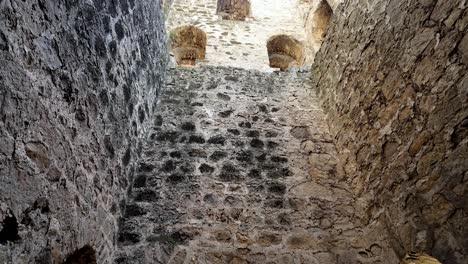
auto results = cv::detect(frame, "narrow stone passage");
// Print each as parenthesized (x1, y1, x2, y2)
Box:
(117, 66, 392, 263)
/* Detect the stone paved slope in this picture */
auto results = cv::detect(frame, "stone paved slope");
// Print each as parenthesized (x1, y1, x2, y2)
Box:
(166, 0, 311, 71)
(117, 66, 398, 263)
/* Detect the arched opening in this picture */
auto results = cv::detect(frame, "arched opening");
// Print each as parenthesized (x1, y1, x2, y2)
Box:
(170, 25, 207, 66)
(266, 35, 305, 71)
(63, 245, 97, 264)
(216, 0, 251, 21)
(312, 0, 333, 41)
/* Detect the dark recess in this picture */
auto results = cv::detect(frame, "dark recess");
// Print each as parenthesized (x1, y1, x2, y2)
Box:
(0, 212, 20, 244)
(63, 245, 97, 264)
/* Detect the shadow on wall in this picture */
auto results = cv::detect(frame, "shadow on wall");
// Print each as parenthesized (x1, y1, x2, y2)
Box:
(0, 211, 20, 245)
(63, 245, 97, 264)
(312, 0, 333, 42)
(170, 25, 207, 66)
(267, 35, 305, 71)
(216, 0, 251, 21)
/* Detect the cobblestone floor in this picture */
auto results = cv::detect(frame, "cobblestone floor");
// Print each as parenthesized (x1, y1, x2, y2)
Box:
(166, 0, 313, 71)
(116, 66, 396, 263)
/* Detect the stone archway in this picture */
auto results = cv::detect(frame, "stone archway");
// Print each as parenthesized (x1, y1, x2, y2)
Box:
(170, 25, 207, 66)
(312, 0, 333, 41)
(216, 0, 251, 21)
(266, 35, 305, 71)
(63, 245, 96, 264)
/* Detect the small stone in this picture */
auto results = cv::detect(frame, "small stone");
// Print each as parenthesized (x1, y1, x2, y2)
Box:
(156, 131, 179, 142)
(46, 167, 62, 182)
(239, 121, 251, 128)
(256, 154, 267, 162)
(267, 141, 279, 148)
(236, 150, 253, 162)
(189, 135, 206, 144)
(227, 129, 241, 135)
(265, 199, 284, 208)
(265, 131, 278, 137)
(219, 163, 241, 182)
(199, 163, 215, 174)
(248, 169, 261, 178)
(258, 104, 268, 113)
(167, 174, 185, 183)
(409, 131, 431, 156)
(118, 232, 141, 244)
(188, 149, 207, 158)
(154, 115, 163, 126)
(250, 139, 264, 148)
(125, 204, 147, 217)
(134, 190, 158, 202)
(290, 127, 310, 139)
(162, 160, 176, 172)
(267, 167, 291, 178)
(170, 151, 182, 158)
(271, 156, 288, 163)
(138, 163, 155, 172)
(208, 135, 226, 145)
(245, 130, 260, 137)
(217, 93, 231, 101)
(219, 110, 234, 118)
(213, 230, 231, 242)
(267, 182, 286, 194)
(25, 142, 49, 169)
(210, 150, 227, 161)
(286, 234, 316, 249)
(256, 232, 281, 246)
(133, 175, 146, 188)
(181, 121, 196, 131)
(203, 194, 217, 205)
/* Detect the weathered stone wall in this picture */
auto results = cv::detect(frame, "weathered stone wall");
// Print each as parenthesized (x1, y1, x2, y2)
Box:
(313, 0, 467, 263)
(0, 0, 168, 263)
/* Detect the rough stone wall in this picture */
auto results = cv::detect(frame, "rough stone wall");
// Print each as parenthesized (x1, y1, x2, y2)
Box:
(313, 0, 468, 263)
(117, 65, 398, 264)
(0, 0, 167, 263)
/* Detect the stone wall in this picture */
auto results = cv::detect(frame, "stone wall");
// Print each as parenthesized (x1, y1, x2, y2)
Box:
(0, 0, 168, 263)
(313, 0, 467, 263)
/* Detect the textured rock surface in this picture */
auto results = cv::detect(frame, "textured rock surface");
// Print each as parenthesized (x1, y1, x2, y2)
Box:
(0, 0, 168, 262)
(314, 0, 468, 263)
(116, 65, 398, 263)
